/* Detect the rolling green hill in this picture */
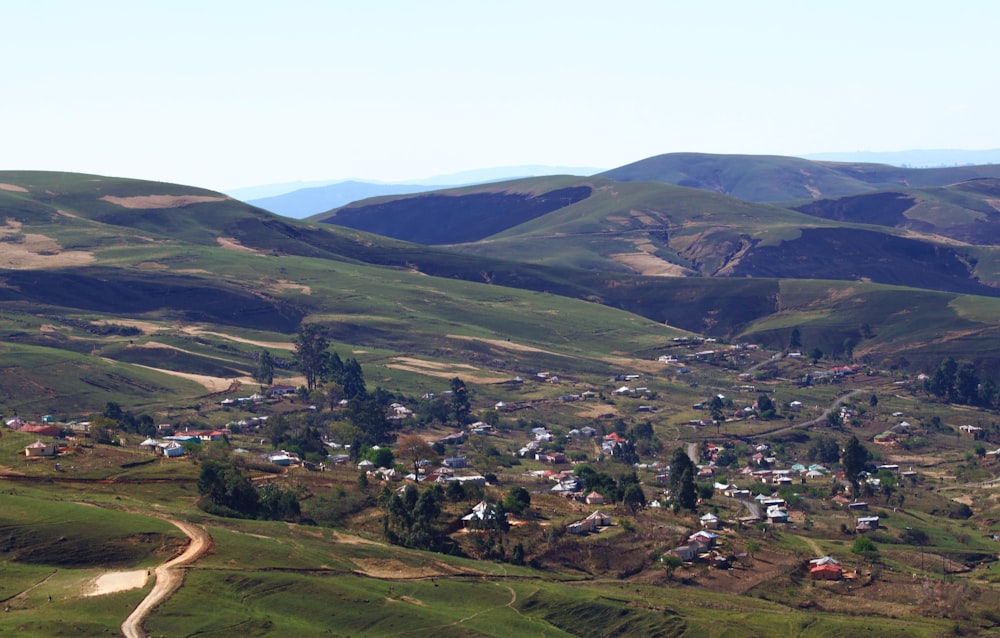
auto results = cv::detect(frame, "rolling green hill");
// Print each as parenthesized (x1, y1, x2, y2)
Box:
(7, 166, 1000, 414)
(598, 152, 1000, 202)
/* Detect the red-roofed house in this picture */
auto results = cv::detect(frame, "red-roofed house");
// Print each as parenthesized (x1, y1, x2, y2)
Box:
(809, 563, 843, 580)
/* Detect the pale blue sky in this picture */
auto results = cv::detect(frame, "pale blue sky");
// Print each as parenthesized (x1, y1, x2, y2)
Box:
(2, 1, 997, 191)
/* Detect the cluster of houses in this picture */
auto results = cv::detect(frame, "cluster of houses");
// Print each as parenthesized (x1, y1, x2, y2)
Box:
(138, 429, 227, 458)
(8, 416, 78, 458)
(358, 454, 488, 489)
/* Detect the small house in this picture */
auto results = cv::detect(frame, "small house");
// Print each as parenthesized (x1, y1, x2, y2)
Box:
(24, 440, 57, 457)
(567, 518, 597, 534)
(442, 456, 468, 469)
(669, 544, 698, 562)
(585, 491, 606, 505)
(856, 516, 880, 532)
(586, 510, 612, 527)
(159, 442, 186, 458)
(700, 512, 721, 530)
(688, 530, 718, 547)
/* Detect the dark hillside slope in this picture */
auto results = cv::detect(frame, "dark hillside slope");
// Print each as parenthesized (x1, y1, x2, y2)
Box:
(600, 152, 1000, 202)
(316, 179, 592, 244)
(731, 228, 994, 296)
(794, 179, 1000, 245)
(0, 269, 305, 332)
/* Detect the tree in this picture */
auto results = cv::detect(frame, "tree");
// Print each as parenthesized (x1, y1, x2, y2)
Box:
(843, 338, 855, 360)
(503, 486, 531, 515)
(841, 435, 871, 498)
(927, 357, 958, 400)
(396, 434, 437, 477)
(363, 446, 394, 468)
(347, 394, 393, 446)
(253, 350, 275, 387)
(623, 484, 646, 514)
(662, 553, 684, 577)
(851, 536, 879, 560)
(869, 394, 878, 408)
(756, 393, 775, 418)
(956, 363, 980, 405)
(294, 324, 329, 391)
(810, 347, 823, 364)
(103, 401, 123, 421)
(788, 327, 802, 351)
(808, 435, 840, 463)
(616, 439, 640, 465)
(710, 395, 725, 431)
(450, 377, 471, 424)
(341, 357, 367, 399)
(979, 377, 998, 408)
(669, 447, 697, 511)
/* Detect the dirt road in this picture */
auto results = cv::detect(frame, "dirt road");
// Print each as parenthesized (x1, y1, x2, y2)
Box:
(121, 518, 211, 638)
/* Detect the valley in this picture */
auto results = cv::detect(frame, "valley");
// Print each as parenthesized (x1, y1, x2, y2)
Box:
(4, 155, 1000, 635)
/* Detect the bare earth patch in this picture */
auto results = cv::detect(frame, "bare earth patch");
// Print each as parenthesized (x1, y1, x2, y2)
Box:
(100, 194, 228, 209)
(271, 279, 312, 295)
(0, 219, 94, 269)
(180, 327, 295, 350)
(610, 252, 688, 276)
(351, 558, 453, 579)
(393, 357, 480, 372)
(0, 183, 28, 192)
(386, 361, 507, 384)
(131, 364, 242, 392)
(575, 403, 618, 419)
(216, 236, 265, 254)
(86, 570, 148, 597)
(446, 334, 564, 357)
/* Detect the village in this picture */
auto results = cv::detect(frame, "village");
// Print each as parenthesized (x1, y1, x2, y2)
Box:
(5, 335, 1000, 596)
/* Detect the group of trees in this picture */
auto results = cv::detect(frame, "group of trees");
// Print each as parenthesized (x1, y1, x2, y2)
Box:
(292, 325, 367, 398)
(414, 377, 474, 426)
(96, 402, 157, 440)
(925, 357, 999, 408)
(197, 456, 300, 521)
(382, 484, 451, 552)
(574, 465, 646, 511)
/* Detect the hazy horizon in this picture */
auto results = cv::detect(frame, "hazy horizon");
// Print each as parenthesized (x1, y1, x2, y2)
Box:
(3, 2, 999, 191)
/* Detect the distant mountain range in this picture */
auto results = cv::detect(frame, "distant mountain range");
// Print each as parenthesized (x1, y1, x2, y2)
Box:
(231, 165, 603, 218)
(234, 152, 1000, 219)
(799, 149, 1000, 167)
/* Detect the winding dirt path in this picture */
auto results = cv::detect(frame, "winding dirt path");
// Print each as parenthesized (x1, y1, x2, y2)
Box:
(121, 518, 211, 638)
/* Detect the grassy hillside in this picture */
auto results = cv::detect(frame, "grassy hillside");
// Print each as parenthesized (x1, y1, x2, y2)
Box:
(6, 168, 1000, 410)
(599, 152, 1000, 202)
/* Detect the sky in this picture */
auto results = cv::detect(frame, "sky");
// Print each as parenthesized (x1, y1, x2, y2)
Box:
(3, 1, 999, 192)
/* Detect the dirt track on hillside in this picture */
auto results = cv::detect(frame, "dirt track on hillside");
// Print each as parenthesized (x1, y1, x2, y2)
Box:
(121, 518, 211, 638)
